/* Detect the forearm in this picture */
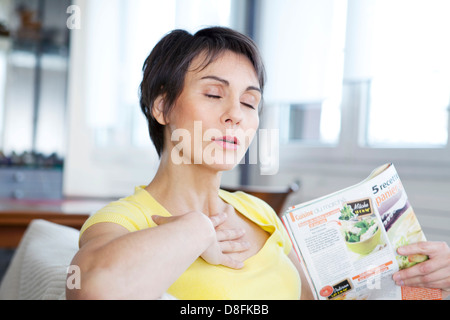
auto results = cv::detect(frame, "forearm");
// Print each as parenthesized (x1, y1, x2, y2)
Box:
(70, 212, 213, 299)
(288, 250, 314, 300)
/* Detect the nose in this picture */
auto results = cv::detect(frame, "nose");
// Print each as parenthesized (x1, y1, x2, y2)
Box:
(221, 98, 243, 127)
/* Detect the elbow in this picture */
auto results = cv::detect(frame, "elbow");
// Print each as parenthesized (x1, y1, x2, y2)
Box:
(65, 271, 110, 300)
(66, 250, 124, 300)
(66, 285, 164, 300)
(66, 267, 136, 300)
(65, 259, 119, 300)
(67, 288, 115, 300)
(65, 255, 107, 300)
(65, 268, 164, 300)
(66, 286, 91, 300)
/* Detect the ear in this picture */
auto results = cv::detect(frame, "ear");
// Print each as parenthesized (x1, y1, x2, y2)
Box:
(152, 95, 168, 125)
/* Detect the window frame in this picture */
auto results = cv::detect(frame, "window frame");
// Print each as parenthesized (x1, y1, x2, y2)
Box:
(278, 79, 450, 179)
(271, 0, 450, 180)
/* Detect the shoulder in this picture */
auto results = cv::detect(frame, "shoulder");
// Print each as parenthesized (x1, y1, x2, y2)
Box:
(80, 186, 163, 237)
(219, 189, 280, 226)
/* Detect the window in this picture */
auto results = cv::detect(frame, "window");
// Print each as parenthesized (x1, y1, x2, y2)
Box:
(364, 0, 450, 148)
(86, 0, 177, 150)
(256, 0, 347, 146)
(0, 0, 71, 156)
(258, 0, 450, 168)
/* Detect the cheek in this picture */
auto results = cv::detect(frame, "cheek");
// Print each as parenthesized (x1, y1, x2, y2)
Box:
(248, 114, 260, 135)
(166, 107, 198, 135)
(253, 115, 260, 129)
(245, 130, 257, 149)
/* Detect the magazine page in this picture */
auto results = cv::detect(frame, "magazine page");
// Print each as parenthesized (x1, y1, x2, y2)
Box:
(282, 163, 442, 300)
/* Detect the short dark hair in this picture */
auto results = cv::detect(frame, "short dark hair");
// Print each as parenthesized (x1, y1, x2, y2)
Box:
(139, 27, 266, 157)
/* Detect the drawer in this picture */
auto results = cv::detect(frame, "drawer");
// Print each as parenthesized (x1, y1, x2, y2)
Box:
(0, 168, 63, 199)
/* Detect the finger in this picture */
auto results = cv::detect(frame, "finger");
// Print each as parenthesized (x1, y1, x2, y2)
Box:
(209, 213, 227, 228)
(422, 278, 450, 292)
(216, 228, 245, 242)
(220, 240, 251, 253)
(393, 259, 450, 287)
(151, 215, 170, 226)
(220, 255, 244, 270)
(397, 241, 448, 258)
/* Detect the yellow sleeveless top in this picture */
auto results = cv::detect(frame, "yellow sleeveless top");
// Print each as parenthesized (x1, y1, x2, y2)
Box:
(80, 186, 301, 300)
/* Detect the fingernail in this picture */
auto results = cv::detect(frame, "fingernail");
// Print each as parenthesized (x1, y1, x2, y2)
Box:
(393, 274, 404, 286)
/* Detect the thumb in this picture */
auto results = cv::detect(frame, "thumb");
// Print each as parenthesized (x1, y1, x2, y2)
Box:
(151, 215, 173, 226)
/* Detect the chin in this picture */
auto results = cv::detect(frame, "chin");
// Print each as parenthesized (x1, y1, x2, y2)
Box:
(213, 162, 239, 172)
(203, 153, 244, 172)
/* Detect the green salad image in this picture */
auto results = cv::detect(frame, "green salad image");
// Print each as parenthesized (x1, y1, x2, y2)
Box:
(339, 206, 381, 255)
(344, 219, 379, 243)
(339, 205, 356, 221)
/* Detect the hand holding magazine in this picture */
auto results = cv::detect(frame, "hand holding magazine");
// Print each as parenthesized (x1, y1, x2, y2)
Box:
(282, 163, 443, 300)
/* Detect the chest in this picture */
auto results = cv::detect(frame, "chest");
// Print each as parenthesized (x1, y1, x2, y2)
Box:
(217, 209, 271, 262)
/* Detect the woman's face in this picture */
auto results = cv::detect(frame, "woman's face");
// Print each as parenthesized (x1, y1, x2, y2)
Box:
(164, 50, 261, 171)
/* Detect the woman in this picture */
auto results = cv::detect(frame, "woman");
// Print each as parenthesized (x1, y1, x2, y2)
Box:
(67, 27, 449, 300)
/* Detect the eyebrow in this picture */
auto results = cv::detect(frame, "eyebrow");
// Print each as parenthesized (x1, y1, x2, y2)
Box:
(200, 75, 261, 93)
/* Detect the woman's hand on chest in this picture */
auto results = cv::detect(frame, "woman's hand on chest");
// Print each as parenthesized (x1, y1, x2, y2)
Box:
(214, 203, 270, 262)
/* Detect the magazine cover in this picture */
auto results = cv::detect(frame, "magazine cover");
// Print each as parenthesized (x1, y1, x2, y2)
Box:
(282, 163, 442, 300)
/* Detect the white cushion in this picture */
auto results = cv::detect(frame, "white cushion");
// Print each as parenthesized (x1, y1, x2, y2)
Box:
(0, 219, 79, 300)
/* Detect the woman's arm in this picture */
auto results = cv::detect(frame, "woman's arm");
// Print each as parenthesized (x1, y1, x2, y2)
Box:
(393, 241, 450, 299)
(288, 250, 315, 300)
(67, 211, 245, 300)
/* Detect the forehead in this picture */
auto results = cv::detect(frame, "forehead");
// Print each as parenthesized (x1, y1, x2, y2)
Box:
(188, 50, 259, 83)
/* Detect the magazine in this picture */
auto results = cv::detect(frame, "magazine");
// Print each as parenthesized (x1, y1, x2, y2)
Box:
(282, 163, 442, 300)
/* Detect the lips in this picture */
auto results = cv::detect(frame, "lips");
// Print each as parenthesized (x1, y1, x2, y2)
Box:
(212, 136, 240, 150)
(213, 136, 240, 145)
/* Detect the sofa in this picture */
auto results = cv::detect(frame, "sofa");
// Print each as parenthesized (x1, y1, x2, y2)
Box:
(0, 219, 79, 299)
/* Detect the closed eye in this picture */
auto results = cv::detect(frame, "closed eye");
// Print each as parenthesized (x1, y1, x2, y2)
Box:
(241, 102, 255, 110)
(205, 94, 255, 109)
(205, 94, 222, 99)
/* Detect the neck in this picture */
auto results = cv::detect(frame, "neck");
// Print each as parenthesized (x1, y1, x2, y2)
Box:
(145, 152, 226, 217)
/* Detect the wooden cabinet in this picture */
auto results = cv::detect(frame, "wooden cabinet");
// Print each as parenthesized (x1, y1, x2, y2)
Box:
(0, 168, 62, 200)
